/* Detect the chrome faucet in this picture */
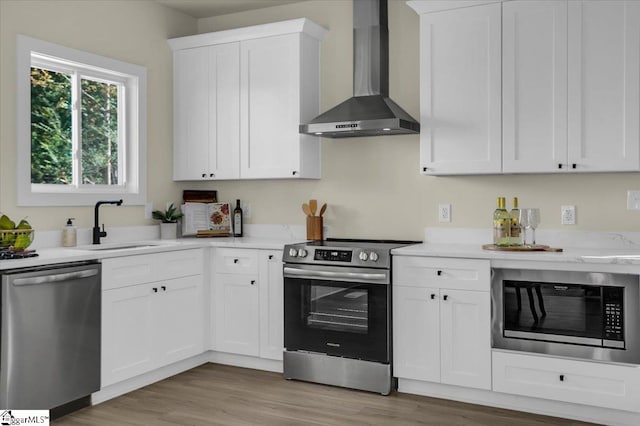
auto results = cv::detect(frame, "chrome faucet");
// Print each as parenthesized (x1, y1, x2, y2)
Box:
(93, 199, 123, 244)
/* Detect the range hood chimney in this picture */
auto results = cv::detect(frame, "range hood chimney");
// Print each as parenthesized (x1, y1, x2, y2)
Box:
(299, 0, 420, 138)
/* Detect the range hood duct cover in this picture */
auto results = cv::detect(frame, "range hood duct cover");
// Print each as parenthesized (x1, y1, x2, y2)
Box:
(299, 0, 420, 138)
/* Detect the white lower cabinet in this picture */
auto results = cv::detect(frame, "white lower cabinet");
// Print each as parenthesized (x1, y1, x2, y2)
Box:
(493, 350, 640, 413)
(259, 251, 284, 360)
(211, 248, 284, 361)
(213, 272, 260, 356)
(393, 257, 492, 390)
(101, 250, 204, 387)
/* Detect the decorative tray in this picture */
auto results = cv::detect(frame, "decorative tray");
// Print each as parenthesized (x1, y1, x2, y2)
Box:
(482, 244, 563, 252)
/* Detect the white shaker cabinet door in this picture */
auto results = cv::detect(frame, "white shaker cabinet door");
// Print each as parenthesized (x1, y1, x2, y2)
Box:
(259, 251, 284, 361)
(240, 34, 300, 179)
(102, 285, 155, 387)
(208, 43, 241, 179)
(393, 285, 441, 383)
(439, 289, 491, 390)
(173, 47, 211, 180)
(213, 273, 260, 357)
(502, 1, 568, 173)
(418, 3, 502, 175)
(567, 1, 640, 172)
(173, 43, 240, 180)
(154, 275, 204, 367)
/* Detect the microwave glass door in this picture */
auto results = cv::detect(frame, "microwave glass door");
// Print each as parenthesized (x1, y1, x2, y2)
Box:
(503, 281, 605, 344)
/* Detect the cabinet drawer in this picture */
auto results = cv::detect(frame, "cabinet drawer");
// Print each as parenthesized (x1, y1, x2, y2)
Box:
(102, 254, 155, 290)
(492, 350, 640, 412)
(393, 257, 490, 291)
(214, 248, 259, 274)
(155, 249, 203, 280)
(102, 249, 204, 290)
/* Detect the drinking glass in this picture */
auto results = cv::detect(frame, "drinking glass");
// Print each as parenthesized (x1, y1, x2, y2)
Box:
(518, 209, 531, 247)
(527, 208, 541, 246)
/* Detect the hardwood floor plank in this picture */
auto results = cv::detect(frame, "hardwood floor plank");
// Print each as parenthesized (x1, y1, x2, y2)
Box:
(53, 364, 598, 425)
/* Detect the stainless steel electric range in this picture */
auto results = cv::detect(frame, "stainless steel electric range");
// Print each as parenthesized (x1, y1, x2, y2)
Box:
(282, 238, 419, 395)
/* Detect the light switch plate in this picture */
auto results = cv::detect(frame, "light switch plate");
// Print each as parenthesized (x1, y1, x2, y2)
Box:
(627, 191, 640, 210)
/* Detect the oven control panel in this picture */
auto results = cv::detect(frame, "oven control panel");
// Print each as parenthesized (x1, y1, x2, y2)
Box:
(283, 242, 398, 268)
(314, 249, 352, 262)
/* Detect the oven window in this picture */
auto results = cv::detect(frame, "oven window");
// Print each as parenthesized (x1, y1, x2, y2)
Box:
(284, 276, 389, 363)
(307, 284, 368, 334)
(504, 281, 603, 339)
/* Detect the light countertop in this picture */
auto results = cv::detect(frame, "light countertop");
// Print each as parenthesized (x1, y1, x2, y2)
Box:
(0, 236, 300, 271)
(393, 243, 640, 262)
(388, 227, 640, 273)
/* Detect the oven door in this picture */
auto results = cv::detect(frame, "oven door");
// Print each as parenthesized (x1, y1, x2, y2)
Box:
(284, 264, 390, 363)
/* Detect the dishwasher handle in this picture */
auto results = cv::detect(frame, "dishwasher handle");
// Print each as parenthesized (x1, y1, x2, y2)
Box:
(13, 268, 98, 286)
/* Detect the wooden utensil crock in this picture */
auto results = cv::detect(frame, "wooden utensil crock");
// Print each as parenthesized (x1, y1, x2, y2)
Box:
(306, 216, 323, 240)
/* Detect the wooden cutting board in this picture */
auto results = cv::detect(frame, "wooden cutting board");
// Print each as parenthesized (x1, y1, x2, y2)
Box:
(482, 244, 563, 252)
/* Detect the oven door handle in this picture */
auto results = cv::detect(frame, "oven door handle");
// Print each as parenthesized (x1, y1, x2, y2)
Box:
(283, 267, 388, 283)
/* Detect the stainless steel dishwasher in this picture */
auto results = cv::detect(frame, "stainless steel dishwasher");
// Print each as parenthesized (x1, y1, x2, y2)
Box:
(1, 261, 101, 410)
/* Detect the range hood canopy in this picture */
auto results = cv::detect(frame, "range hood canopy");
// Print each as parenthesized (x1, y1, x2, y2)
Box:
(299, 0, 420, 138)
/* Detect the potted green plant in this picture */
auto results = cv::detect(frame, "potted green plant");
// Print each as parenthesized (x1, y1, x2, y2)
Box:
(152, 203, 183, 240)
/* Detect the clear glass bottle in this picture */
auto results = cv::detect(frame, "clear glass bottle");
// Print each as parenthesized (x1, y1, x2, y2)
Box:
(509, 197, 522, 246)
(493, 197, 511, 246)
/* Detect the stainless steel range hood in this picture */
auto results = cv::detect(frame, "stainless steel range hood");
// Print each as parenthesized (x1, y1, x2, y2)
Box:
(299, 0, 420, 138)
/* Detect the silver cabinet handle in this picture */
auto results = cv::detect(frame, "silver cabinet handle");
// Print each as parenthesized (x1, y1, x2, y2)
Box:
(13, 269, 98, 286)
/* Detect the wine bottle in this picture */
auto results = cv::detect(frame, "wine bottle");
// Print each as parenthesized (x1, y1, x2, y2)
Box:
(510, 197, 522, 246)
(233, 199, 243, 237)
(493, 197, 510, 247)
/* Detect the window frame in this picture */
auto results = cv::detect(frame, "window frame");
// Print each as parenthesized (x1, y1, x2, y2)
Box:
(16, 35, 147, 206)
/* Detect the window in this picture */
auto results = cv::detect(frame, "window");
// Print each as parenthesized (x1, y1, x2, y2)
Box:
(17, 35, 147, 206)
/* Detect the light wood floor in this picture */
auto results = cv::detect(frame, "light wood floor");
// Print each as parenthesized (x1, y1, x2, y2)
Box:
(54, 363, 596, 425)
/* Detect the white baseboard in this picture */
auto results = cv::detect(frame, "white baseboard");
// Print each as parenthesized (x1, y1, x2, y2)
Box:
(92, 353, 210, 404)
(208, 351, 283, 373)
(398, 378, 640, 426)
(91, 351, 282, 405)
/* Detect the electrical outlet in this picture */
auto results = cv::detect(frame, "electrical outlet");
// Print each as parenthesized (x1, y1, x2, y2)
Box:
(561, 205, 576, 225)
(144, 203, 153, 219)
(627, 190, 640, 210)
(241, 202, 251, 219)
(438, 204, 451, 223)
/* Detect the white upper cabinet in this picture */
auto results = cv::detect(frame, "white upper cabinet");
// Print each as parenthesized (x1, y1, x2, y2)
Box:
(169, 19, 327, 181)
(240, 34, 322, 179)
(504, 0, 640, 173)
(173, 44, 240, 180)
(411, 0, 640, 175)
(502, 1, 568, 173)
(416, 3, 502, 175)
(567, 1, 640, 172)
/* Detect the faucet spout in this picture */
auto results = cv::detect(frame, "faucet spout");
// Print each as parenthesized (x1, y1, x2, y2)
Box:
(93, 199, 123, 244)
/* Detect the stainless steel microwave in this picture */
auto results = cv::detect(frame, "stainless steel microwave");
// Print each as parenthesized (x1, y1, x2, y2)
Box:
(491, 268, 640, 365)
